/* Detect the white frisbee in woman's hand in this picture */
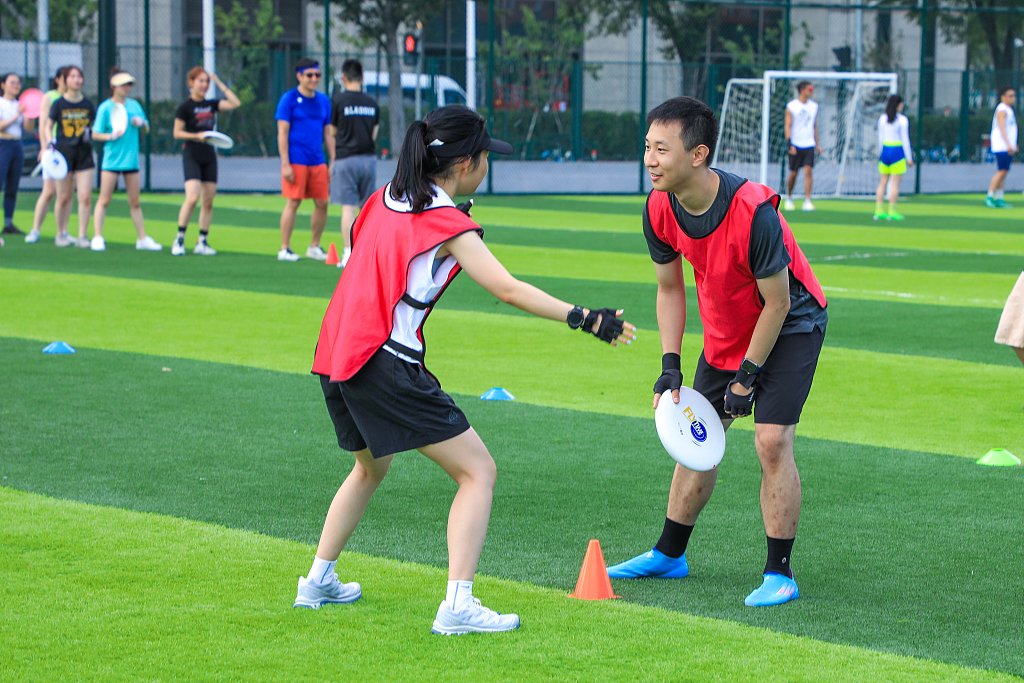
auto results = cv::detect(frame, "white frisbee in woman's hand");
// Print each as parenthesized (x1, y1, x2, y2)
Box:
(654, 387, 725, 472)
(41, 147, 68, 180)
(201, 130, 234, 150)
(110, 102, 129, 135)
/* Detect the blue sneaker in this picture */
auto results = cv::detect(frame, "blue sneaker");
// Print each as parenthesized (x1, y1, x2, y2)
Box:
(744, 573, 799, 606)
(606, 548, 688, 579)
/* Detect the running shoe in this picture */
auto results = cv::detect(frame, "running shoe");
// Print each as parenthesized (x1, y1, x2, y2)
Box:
(886, 212, 905, 221)
(872, 212, 887, 221)
(431, 598, 520, 635)
(136, 235, 163, 251)
(2, 224, 25, 235)
(55, 233, 72, 248)
(985, 196, 999, 208)
(607, 548, 689, 579)
(306, 245, 328, 261)
(25, 229, 40, 244)
(75, 236, 90, 248)
(277, 247, 299, 262)
(171, 236, 186, 256)
(193, 241, 217, 256)
(744, 573, 799, 607)
(995, 198, 1013, 209)
(293, 574, 361, 609)
(783, 198, 795, 211)
(802, 199, 816, 212)
(89, 236, 105, 251)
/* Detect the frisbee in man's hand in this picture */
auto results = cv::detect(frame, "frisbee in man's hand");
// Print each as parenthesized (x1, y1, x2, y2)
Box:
(18, 88, 44, 118)
(110, 102, 129, 135)
(201, 131, 234, 150)
(654, 387, 725, 471)
(41, 147, 68, 180)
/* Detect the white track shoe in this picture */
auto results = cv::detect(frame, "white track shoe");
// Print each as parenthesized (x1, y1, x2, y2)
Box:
(431, 598, 520, 635)
(292, 574, 362, 609)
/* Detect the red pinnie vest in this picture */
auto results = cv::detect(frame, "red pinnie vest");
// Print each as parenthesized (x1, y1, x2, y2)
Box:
(312, 187, 480, 381)
(646, 180, 826, 370)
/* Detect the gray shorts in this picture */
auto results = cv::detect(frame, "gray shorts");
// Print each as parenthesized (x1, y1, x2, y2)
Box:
(331, 154, 377, 206)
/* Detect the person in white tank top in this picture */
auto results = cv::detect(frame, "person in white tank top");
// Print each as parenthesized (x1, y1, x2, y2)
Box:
(783, 81, 820, 212)
(986, 87, 1018, 209)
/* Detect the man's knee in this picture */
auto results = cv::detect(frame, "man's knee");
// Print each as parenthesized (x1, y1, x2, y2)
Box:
(755, 427, 795, 469)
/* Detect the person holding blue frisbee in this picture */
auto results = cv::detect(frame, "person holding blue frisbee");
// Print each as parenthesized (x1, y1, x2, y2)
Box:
(299, 105, 635, 634)
(606, 97, 827, 607)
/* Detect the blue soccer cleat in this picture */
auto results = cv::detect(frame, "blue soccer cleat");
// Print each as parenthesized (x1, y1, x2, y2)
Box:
(744, 573, 799, 607)
(606, 548, 689, 579)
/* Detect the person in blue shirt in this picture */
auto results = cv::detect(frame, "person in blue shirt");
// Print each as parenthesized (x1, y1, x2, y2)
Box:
(90, 70, 162, 252)
(274, 58, 334, 262)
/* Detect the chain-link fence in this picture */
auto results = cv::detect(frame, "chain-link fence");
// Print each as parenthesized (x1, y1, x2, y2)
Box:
(4, 0, 1022, 195)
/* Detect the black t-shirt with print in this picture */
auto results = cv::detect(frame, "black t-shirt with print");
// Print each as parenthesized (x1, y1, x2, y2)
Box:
(176, 98, 221, 162)
(331, 90, 379, 158)
(49, 96, 96, 147)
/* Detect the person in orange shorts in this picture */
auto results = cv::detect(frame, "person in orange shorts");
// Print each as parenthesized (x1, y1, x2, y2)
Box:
(274, 58, 334, 262)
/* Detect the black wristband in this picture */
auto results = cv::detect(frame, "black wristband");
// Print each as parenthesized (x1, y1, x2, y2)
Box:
(733, 369, 757, 390)
(662, 352, 681, 373)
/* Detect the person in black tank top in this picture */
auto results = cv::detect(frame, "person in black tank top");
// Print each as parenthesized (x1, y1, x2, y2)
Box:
(171, 66, 241, 256)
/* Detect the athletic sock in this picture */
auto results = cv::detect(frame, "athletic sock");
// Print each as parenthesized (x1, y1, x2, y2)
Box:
(445, 580, 474, 610)
(995, 190, 1004, 200)
(654, 518, 694, 559)
(177, 225, 186, 238)
(308, 556, 336, 585)
(199, 229, 209, 243)
(764, 536, 795, 578)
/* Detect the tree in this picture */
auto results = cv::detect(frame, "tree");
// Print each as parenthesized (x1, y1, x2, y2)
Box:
(0, 0, 98, 43)
(314, 0, 445, 152)
(215, 0, 284, 105)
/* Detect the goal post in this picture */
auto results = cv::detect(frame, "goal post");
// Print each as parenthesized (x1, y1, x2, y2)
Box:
(714, 70, 898, 197)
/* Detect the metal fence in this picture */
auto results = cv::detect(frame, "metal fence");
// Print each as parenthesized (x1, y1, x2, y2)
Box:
(5, 0, 1024, 195)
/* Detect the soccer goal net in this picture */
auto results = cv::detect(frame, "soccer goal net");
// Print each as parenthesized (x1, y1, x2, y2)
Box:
(713, 70, 898, 197)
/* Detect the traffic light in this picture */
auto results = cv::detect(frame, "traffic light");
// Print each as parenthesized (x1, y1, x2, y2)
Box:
(403, 33, 419, 66)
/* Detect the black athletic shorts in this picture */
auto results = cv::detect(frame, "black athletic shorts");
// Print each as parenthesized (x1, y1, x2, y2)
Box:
(183, 149, 218, 183)
(693, 327, 825, 425)
(319, 347, 471, 458)
(789, 146, 815, 170)
(58, 143, 95, 173)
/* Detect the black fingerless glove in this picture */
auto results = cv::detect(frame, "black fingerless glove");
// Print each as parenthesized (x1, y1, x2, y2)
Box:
(723, 374, 755, 418)
(581, 307, 625, 344)
(653, 352, 683, 396)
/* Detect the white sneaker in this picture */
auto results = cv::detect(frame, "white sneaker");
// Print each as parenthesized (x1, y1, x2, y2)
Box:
(306, 245, 328, 261)
(76, 236, 90, 249)
(802, 199, 815, 212)
(25, 229, 40, 244)
(277, 248, 299, 262)
(89, 235, 106, 251)
(293, 574, 361, 609)
(340, 248, 351, 268)
(171, 236, 186, 256)
(55, 233, 72, 247)
(431, 598, 520, 635)
(193, 241, 217, 256)
(136, 235, 163, 251)
(783, 198, 795, 211)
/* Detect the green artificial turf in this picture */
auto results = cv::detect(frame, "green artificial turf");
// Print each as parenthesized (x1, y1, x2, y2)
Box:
(2, 191, 1023, 679)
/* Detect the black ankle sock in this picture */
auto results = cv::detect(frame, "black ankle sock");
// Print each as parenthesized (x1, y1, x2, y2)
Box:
(177, 225, 187, 237)
(765, 536, 795, 578)
(654, 518, 694, 559)
(199, 229, 209, 243)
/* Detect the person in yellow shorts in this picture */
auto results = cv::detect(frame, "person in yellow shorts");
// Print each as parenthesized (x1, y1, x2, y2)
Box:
(874, 95, 913, 221)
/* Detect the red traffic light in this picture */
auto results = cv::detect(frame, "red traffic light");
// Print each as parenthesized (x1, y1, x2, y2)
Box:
(403, 33, 418, 54)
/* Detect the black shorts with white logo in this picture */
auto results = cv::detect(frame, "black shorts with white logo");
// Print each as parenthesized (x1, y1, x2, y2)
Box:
(693, 327, 825, 425)
(318, 347, 470, 458)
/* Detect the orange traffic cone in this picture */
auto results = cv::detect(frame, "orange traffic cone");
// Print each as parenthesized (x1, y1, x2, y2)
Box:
(325, 243, 339, 266)
(568, 539, 620, 600)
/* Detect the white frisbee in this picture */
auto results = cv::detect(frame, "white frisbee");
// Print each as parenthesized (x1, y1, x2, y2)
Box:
(201, 130, 234, 150)
(110, 102, 129, 136)
(654, 388, 726, 472)
(41, 147, 68, 180)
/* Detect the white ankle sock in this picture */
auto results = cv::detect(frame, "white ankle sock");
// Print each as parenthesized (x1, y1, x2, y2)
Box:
(995, 190, 1004, 200)
(308, 556, 336, 585)
(445, 580, 473, 610)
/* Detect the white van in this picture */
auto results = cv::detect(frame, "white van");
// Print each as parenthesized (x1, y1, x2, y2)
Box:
(336, 71, 468, 109)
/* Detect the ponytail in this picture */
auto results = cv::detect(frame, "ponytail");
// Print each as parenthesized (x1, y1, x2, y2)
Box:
(885, 94, 902, 124)
(390, 121, 437, 213)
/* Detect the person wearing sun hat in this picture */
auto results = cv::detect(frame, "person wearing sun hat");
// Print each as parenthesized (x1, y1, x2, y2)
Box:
(298, 105, 635, 634)
(91, 68, 161, 252)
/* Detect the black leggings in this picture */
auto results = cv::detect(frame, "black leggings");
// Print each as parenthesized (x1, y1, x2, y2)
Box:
(0, 140, 24, 223)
